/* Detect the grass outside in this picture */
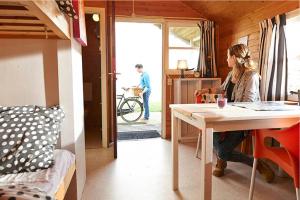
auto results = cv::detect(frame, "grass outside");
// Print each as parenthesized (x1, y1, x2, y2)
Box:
(149, 101, 162, 112)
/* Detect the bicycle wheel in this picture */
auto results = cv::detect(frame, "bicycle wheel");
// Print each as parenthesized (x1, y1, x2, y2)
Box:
(120, 98, 143, 123)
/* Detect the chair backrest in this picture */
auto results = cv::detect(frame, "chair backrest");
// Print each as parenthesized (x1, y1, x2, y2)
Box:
(257, 122, 299, 160)
(274, 122, 300, 160)
(195, 93, 219, 104)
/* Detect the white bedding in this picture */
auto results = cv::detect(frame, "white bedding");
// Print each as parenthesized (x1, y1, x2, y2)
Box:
(0, 149, 75, 196)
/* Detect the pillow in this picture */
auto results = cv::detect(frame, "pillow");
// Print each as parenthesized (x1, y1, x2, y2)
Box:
(55, 0, 78, 19)
(0, 106, 64, 175)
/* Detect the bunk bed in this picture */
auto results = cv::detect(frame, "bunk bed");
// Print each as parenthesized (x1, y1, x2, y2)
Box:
(0, 1, 76, 199)
(0, 0, 70, 39)
(0, 105, 76, 200)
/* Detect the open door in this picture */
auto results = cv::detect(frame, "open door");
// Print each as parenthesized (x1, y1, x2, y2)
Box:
(106, 1, 117, 158)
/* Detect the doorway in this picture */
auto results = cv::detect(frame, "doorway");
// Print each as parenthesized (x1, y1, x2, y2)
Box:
(82, 13, 102, 149)
(115, 21, 163, 140)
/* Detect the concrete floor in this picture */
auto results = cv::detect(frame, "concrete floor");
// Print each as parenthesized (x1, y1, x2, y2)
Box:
(82, 138, 296, 200)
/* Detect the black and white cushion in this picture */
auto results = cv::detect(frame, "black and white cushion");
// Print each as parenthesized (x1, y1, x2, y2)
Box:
(55, 0, 78, 19)
(0, 106, 64, 175)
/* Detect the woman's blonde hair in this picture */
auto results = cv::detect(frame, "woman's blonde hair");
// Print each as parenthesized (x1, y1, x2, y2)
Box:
(228, 44, 257, 83)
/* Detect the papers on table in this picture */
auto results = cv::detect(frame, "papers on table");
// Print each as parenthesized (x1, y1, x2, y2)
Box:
(232, 101, 300, 111)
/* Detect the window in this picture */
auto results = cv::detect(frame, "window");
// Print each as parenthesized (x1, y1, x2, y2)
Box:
(167, 24, 200, 70)
(285, 12, 300, 100)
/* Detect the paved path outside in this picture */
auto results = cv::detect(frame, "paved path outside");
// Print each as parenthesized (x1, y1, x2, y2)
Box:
(117, 112, 161, 133)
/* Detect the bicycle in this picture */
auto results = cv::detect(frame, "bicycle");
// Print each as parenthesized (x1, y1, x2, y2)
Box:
(117, 88, 144, 123)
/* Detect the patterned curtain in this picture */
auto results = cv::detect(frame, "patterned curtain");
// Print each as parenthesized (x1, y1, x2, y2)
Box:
(259, 14, 288, 101)
(197, 21, 217, 78)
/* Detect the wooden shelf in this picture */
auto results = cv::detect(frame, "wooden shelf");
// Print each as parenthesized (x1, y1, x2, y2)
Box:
(173, 78, 221, 141)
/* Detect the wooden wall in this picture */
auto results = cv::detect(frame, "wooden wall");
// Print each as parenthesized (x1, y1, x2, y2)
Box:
(217, 1, 300, 81)
(82, 14, 102, 129)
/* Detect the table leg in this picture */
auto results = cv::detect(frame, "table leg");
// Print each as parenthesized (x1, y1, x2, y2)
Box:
(178, 120, 182, 141)
(172, 111, 179, 190)
(200, 128, 213, 200)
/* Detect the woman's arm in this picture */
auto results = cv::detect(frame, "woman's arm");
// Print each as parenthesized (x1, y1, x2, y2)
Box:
(242, 72, 260, 102)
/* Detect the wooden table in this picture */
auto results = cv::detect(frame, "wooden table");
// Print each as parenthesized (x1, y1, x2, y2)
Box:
(170, 103, 300, 200)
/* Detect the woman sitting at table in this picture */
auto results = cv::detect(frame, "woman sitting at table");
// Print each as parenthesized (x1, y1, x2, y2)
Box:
(195, 44, 274, 182)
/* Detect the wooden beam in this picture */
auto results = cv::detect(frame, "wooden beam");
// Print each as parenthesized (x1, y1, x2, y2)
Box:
(0, 25, 46, 31)
(22, 0, 70, 39)
(0, 30, 55, 36)
(0, 9, 31, 17)
(0, 18, 42, 24)
(0, 2, 22, 7)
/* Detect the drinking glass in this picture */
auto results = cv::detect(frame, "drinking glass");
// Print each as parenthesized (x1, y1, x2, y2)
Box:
(217, 97, 227, 109)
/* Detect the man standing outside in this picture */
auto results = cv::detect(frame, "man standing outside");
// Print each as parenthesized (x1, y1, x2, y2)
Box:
(135, 64, 151, 121)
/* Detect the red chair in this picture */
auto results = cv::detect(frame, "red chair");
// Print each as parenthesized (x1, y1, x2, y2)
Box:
(249, 122, 300, 200)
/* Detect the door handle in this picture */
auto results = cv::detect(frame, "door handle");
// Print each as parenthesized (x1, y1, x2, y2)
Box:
(108, 72, 121, 75)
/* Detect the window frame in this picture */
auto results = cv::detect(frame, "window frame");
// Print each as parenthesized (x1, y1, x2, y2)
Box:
(286, 9, 300, 101)
(164, 20, 201, 74)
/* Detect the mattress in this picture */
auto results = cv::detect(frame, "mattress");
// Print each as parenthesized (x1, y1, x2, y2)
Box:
(0, 149, 75, 196)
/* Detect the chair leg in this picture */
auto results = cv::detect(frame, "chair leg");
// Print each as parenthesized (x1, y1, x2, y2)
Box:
(296, 187, 299, 200)
(249, 158, 258, 200)
(195, 132, 201, 159)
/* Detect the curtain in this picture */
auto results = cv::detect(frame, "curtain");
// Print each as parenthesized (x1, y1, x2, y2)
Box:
(197, 21, 217, 78)
(259, 14, 288, 101)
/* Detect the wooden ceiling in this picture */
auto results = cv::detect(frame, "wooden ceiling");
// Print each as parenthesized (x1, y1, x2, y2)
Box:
(182, 1, 299, 23)
(86, 1, 299, 23)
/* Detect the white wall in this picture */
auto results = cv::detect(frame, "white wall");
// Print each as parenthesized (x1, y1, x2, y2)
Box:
(0, 39, 59, 106)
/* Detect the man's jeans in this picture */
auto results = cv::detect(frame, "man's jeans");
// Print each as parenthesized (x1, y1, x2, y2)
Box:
(213, 131, 253, 166)
(143, 91, 151, 119)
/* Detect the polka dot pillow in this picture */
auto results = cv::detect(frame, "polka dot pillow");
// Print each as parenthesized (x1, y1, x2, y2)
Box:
(55, 0, 78, 19)
(0, 105, 65, 175)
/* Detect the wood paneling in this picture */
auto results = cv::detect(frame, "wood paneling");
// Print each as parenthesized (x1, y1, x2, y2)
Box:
(183, 1, 297, 23)
(217, 1, 299, 81)
(85, 0, 204, 19)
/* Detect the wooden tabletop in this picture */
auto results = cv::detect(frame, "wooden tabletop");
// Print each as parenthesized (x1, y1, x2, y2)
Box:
(170, 103, 300, 122)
